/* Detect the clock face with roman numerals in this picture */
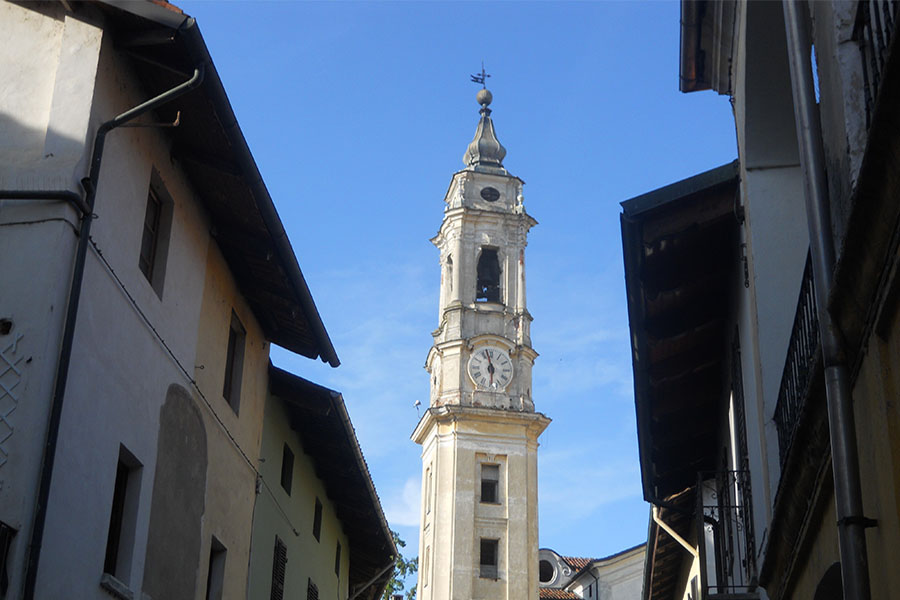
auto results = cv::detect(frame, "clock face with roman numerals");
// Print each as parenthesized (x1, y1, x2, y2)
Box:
(467, 346, 514, 390)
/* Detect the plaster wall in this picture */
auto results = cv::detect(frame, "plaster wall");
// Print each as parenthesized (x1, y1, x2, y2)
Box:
(569, 547, 644, 600)
(248, 394, 350, 600)
(732, 0, 810, 540)
(809, 0, 868, 249)
(415, 408, 546, 600)
(779, 486, 839, 599)
(0, 9, 272, 598)
(847, 325, 900, 598)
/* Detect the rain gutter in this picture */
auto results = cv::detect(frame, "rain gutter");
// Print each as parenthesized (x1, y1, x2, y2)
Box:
(782, 2, 875, 599)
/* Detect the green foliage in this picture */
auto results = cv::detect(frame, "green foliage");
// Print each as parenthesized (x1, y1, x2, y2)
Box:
(381, 530, 418, 600)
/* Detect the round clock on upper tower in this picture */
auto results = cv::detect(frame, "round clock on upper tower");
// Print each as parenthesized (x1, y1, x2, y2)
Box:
(467, 345, 514, 391)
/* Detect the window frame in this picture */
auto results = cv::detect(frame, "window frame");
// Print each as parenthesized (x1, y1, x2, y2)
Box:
(479, 538, 499, 580)
(313, 497, 323, 542)
(103, 446, 142, 585)
(222, 312, 246, 414)
(480, 463, 500, 504)
(280, 443, 294, 495)
(138, 169, 174, 298)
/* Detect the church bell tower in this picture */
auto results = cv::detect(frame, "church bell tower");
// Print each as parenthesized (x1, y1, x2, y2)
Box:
(413, 84, 550, 600)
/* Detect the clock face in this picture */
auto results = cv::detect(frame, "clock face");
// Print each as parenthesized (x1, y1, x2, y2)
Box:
(468, 346, 513, 390)
(480, 186, 500, 202)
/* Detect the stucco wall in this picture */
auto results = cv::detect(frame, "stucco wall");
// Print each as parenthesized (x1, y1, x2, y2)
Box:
(1, 5, 277, 598)
(248, 394, 350, 600)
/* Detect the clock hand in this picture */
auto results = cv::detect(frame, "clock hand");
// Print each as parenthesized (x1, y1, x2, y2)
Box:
(484, 350, 495, 385)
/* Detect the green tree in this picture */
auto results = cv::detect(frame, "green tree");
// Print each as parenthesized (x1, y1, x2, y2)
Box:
(381, 530, 418, 600)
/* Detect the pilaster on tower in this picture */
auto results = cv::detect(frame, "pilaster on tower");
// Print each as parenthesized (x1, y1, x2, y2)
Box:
(414, 83, 549, 600)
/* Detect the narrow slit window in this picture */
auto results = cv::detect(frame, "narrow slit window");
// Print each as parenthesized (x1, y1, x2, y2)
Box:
(334, 542, 341, 576)
(271, 536, 287, 600)
(313, 498, 323, 541)
(223, 312, 245, 414)
(138, 170, 173, 297)
(281, 443, 294, 495)
(103, 446, 141, 584)
(479, 538, 499, 579)
(481, 464, 499, 504)
(307, 579, 319, 600)
(476, 248, 501, 302)
(205, 537, 226, 600)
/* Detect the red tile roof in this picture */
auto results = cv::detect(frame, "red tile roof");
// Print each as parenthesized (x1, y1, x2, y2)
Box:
(540, 589, 580, 600)
(562, 556, 594, 571)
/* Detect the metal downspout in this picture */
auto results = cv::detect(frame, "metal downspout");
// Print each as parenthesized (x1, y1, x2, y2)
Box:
(22, 64, 205, 600)
(781, 2, 873, 599)
(651, 505, 699, 560)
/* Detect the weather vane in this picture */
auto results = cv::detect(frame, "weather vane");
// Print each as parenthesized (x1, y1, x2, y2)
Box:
(470, 62, 490, 88)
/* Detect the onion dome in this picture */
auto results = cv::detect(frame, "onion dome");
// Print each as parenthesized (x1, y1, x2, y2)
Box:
(463, 88, 507, 171)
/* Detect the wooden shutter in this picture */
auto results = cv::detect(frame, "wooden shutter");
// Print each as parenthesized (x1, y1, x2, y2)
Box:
(271, 536, 287, 600)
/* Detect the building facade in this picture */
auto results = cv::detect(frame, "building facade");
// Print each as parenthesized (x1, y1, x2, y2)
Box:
(412, 87, 550, 600)
(0, 2, 393, 599)
(622, 1, 900, 599)
(538, 546, 646, 600)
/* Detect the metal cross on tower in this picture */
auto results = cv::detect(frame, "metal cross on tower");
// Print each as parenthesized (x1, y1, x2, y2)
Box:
(470, 62, 490, 88)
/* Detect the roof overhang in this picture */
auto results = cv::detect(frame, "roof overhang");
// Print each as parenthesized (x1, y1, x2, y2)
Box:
(269, 365, 395, 598)
(84, 0, 339, 365)
(621, 161, 739, 502)
(680, 0, 737, 94)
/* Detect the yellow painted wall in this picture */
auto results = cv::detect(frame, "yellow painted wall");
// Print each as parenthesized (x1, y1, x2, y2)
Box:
(248, 393, 350, 600)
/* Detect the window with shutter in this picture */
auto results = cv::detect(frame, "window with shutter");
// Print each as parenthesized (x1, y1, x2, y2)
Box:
(307, 579, 319, 600)
(271, 536, 287, 600)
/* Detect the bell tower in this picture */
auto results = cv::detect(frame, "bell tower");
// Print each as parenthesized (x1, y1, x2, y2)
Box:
(413, 84, 549, 600)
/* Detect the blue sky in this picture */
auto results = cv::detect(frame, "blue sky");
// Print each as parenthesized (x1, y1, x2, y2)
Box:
(178, 0, 736, 564)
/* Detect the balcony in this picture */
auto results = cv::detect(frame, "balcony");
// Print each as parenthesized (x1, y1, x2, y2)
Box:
(855, 0, 900, 129)
(773, 252, 819, 467)
(697, 470, 758, 600)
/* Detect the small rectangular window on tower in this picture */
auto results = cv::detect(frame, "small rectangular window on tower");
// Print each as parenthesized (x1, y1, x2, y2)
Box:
(280, 443, 294, 495)
(476, 248, 501, 302)
(313, 497, 323, 541)
(307, 579, 319, 600)
(481, 464, 499, 504)
(480, 538, 499, 579)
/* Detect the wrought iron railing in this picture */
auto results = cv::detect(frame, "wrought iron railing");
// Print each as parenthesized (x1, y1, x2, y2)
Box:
(697, 470, 757, 597)
(773, 252, 819, 467)
(855, 0, 900, 129)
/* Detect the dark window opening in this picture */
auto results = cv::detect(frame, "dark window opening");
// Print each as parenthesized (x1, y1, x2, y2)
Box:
(138, 170, 173, 297)
(307, 579, 319, 600)
(0, 521, 16, 595)
(139, 187, 161, 282)
(480, 464, 499, 504)
(205, 537, 226, 600)
(271, 536, 287, 600)
(538, 559, 553, 584)
(223, 312, 245, 414)
(334, 542, 341, 576)
(313, 498, 323, 541)
(479, 538, 498, 579)
(281, 443, 294, 495)
(476, 248, 501, 303)
(104, 447, 141, 581)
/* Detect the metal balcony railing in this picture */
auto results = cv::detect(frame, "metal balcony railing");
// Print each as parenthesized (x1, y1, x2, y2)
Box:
(773, 252, 819, 467)
(697, 470, 757, 598)
(855, 0, 900, 129)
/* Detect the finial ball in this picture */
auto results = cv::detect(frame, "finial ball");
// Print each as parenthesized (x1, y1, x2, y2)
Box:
(476, 88, 493, 106)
